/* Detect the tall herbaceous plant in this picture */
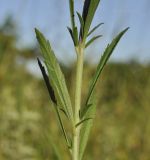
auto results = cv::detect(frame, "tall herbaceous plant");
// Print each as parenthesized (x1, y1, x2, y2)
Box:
(35, 0, 128, 160)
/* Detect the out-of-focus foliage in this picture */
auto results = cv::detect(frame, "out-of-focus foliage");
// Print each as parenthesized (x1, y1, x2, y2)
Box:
(0, 20, 150, 160)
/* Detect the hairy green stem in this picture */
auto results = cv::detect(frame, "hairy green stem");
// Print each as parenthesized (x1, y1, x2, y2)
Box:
(72, 46, 84, 160)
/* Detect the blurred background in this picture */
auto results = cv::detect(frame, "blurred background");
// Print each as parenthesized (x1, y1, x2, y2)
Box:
(0, 0, 150, 160)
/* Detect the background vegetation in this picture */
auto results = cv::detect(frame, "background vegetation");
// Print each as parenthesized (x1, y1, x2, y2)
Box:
(0, 19, 150, 160)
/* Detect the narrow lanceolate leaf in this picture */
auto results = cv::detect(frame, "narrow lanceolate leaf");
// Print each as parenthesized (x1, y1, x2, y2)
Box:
(82, 0, 101, 41)
(77, 12, 84, 30)
(79, 95, 97, 160)
(77, 12, 84, 39)
(87, 23, 104, 37)
(82, 0, 91, 22)
(67, 26, 78, 46)
(35, 28, 74, 124)
(37, 58, 57, 105)
(38, 58, 71, 148)
(85, 35, 102, 48)
(67, 27, 75, 45)
(86, 27, 129, 105)
(69, 0, 75, 29)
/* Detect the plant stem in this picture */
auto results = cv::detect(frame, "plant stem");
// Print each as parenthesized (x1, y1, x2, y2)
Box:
(72, 46, 84, 160)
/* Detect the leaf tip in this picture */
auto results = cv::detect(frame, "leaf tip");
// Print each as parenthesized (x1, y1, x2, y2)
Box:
(123, 27, 130, 33)
(37, 57, 41, 66)
(35, 28, 39, 35)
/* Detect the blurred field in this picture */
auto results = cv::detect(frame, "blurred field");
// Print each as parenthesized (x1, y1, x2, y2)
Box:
(0, 22, 150, 160)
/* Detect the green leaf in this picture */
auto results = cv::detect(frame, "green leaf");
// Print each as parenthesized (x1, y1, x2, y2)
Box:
(82, 0, 101, 41)
(75, 118, 92, 128)
(86, 27, 129, 105)
(87, 23, 104, 37)
(77, 12, 84, 38)
(67, 27, 75, 45)
(37, 58, 71, 148)
(67, 26, 78, 46)
(79, 94, 97, 160)
(85, 35, 102, 48)
(69, 0, 75, 29)
(82, 0, 91, 22)
(35, 28, 74, 124)
(77, 12, 84, 30)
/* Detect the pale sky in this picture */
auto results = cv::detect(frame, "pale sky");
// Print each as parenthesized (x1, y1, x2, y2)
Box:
(0, 0, 150, 64)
